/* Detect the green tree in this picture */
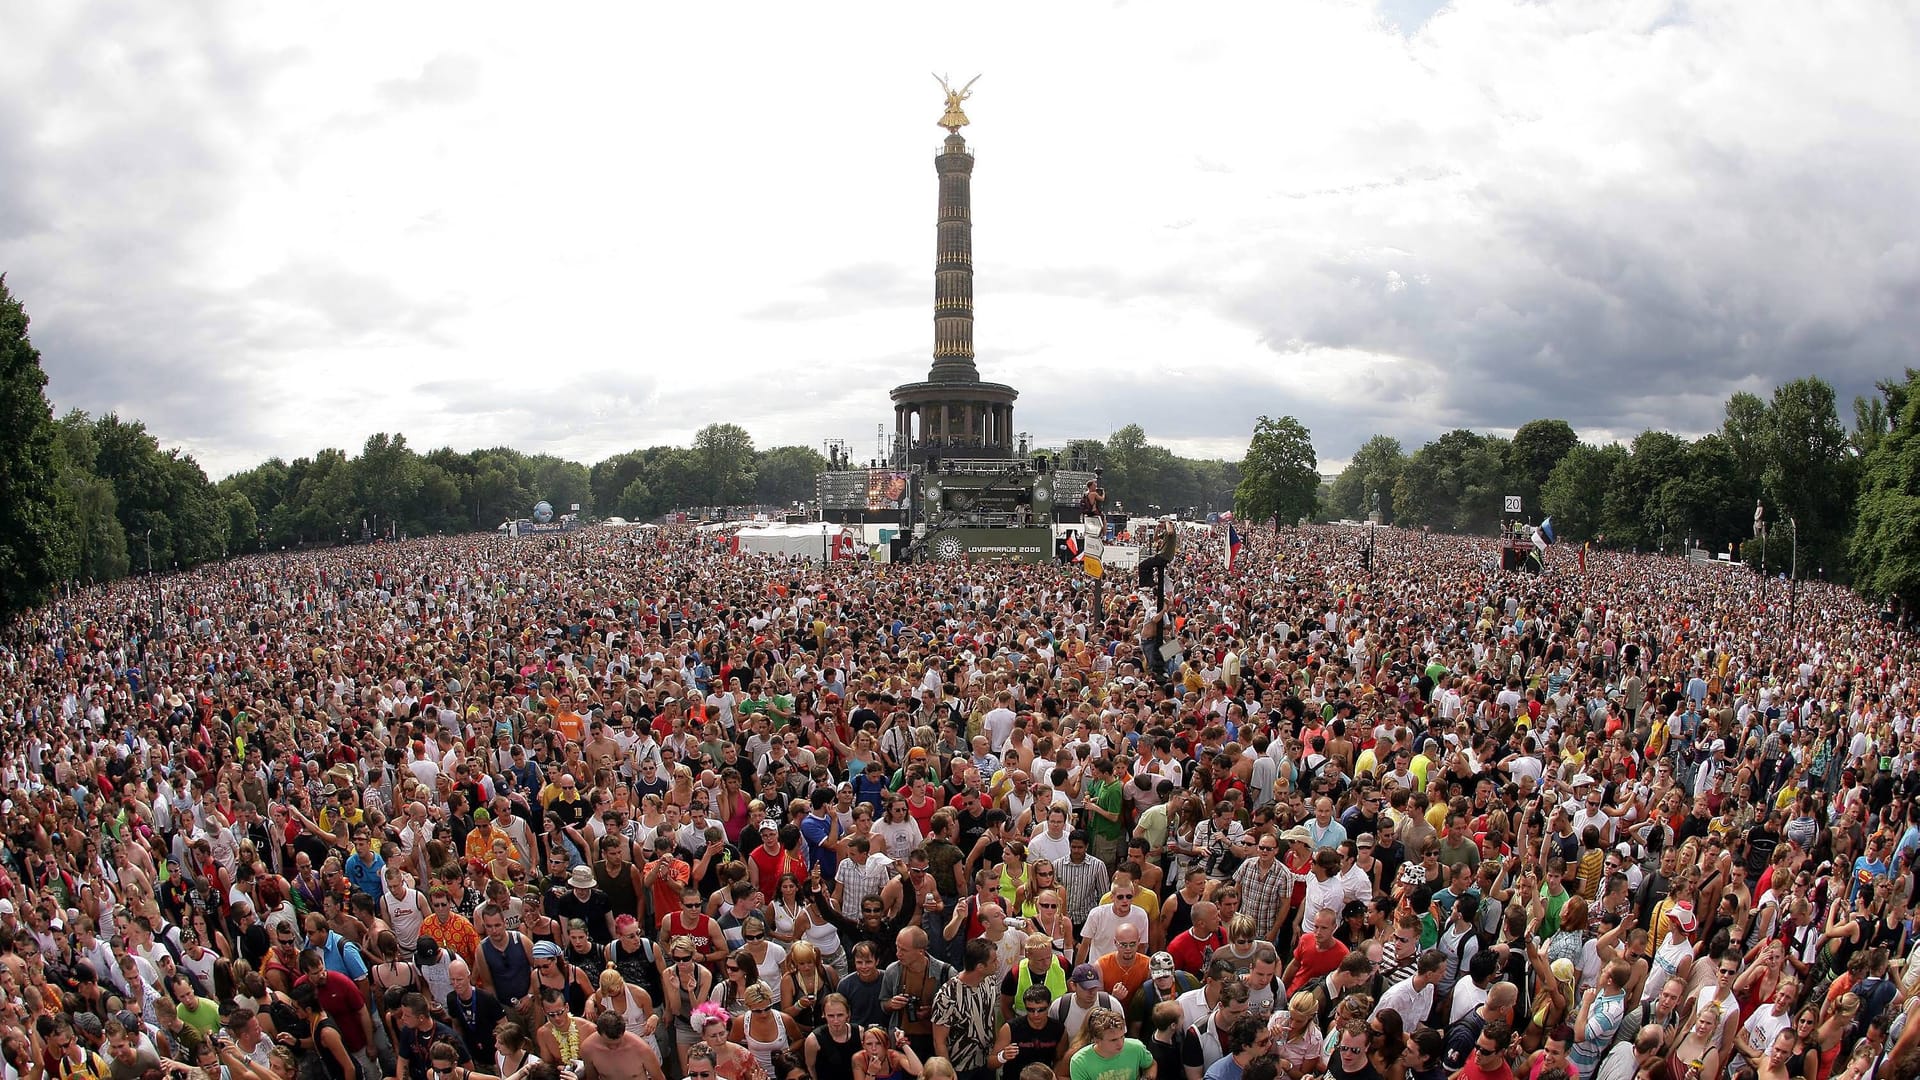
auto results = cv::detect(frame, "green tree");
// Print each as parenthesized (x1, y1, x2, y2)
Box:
(615, 476, 656, 519)
(222, 489, 258, 554)
(693, 423, 756, 506)
(1661, 434, 1748, 551)
(590, 451, 652, 516)
(1854, 394, 1891, 458)
(355, 432, 419, 535)
(1234, 415, 1318, 526)
(1326, 435, 1405, 522)
(1539, 442, 1628, 543)
(1722, 390, 1769, 497)
(1505, 419, 1578, 508)
(1390, 430, 1508, 534)
(1602, 430, 1689, 550)
(1762, 376, 1856, 576)
(530, 455, 592, 518)
(754, 445, 828, 506)
(1850, 368, 1920, 603)
(649, 448, 707, 511)
(1102, 424, 1157, 512)
(0, 277, 78, 614)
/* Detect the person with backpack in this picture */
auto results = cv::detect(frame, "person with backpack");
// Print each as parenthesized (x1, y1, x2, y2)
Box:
(1845, 946, 1898, 1041)
(1443, 982, 1516, 1071)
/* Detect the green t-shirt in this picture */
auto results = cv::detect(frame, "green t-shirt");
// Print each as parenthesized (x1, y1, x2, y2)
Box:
(177, 997, 221, 1037)
(1071, 1040, 1154, 1080)
(1136, 804, 1172, 851)
(1088, 779, 1125, 842)
(766, 693, 795, 724)
(1540, 886, 1571, 939)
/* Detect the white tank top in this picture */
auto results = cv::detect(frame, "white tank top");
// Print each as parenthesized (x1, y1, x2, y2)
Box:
(385, 887, 426, 950)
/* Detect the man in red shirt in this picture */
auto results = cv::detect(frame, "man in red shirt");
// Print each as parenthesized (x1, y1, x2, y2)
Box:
(1282, 906, 1347, 996)
(295, 951, 374, 1075)
(1166, 900, 1226, 976)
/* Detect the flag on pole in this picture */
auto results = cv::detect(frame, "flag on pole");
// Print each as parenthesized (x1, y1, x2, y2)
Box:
(1540, 517, 1557, 544)
(1225, 525, 1244, 572)
(1066, 532, 1104, 578)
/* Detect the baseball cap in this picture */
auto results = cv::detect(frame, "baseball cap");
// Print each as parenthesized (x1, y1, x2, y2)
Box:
(1070, 963, 1101, 989)
(1670, 903, 1698, 933)
(1149, 952, 1176, 979)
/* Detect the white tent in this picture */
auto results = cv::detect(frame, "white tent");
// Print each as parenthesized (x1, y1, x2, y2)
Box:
(734, 522, 854, 562)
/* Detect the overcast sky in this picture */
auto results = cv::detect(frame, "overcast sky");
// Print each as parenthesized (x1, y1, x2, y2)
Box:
(4, 0, 1918, 478)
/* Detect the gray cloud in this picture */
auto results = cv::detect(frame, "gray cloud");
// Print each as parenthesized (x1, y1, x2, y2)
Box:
(377, 54, 482, 109)
(4, 0, 1917, 480)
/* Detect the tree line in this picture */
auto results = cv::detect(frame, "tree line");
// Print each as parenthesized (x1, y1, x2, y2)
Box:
(1319, 372, 1920, 604)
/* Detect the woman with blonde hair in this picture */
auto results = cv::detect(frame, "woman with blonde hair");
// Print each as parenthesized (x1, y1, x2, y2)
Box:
(1028, 885, 1077, 958)
(1810, 995, 1857, 1080)
(1014, 856, 1052, 917)
(670, 764, 696, 811)
(1269, 990, 1326, 1079)
(1667, 1001, 1727, 1080)
(586, 968, 659, 1042)
(779, 941, 830, 1028)
(730, 982, 799, 1077)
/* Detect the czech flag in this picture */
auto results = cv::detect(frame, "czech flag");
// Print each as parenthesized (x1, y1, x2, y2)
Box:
(1225, 525, 1244, 572)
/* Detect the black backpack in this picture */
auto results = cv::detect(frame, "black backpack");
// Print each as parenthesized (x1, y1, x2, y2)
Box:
(1852, 975, 1897, 1039)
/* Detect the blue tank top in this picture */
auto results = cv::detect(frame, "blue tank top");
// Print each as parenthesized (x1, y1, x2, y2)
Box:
(482, 935, 532, 1002)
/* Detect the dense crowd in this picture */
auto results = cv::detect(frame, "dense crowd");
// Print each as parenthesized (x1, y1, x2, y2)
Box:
(2, 519, 1919, 1080)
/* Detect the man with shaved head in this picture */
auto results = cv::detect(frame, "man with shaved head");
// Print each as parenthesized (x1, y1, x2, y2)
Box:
(444, 955, 505, 1067)
(1167, 900, 1225, 976)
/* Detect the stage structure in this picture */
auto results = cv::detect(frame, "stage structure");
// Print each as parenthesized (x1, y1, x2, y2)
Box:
(813, 78, 1095, 564)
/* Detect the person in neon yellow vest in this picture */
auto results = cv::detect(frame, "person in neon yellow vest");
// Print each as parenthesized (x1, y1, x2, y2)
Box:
(1000, 932, 1068, 1019)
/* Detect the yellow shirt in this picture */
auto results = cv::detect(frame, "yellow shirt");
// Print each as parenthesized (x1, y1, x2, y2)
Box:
(1101, 885, 1160, 922)
(1354, 748, 1378, 780)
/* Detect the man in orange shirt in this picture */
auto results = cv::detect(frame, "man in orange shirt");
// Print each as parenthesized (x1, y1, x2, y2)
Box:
(419, 887, 480, 964)
(463, 809, 521, 864)
(1094, 923, 1152, 1009)
(553, 695, 588, 743)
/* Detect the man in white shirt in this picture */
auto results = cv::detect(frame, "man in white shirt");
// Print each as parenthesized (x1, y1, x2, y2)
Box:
(1028, 806, 1073, 864)
(983, 693, 1018, 752)
(1372, 949, 1443, 1024)
(1079, 883, 1151, 965)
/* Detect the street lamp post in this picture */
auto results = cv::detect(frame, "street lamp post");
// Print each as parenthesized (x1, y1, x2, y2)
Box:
(1789, 516, 1799, 622)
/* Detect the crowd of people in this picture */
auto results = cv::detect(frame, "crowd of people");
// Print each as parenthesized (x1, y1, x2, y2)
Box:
(1, 518, 1919, 1080)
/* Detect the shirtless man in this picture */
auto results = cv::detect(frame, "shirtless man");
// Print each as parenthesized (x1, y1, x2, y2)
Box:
(577, 1011, 666, 1080)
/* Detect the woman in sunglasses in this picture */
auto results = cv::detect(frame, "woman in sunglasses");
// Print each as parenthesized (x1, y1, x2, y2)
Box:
(661, 936, 714, 1071)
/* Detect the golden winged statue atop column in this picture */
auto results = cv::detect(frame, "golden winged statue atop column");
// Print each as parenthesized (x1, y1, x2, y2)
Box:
(934, 73, 980, 132)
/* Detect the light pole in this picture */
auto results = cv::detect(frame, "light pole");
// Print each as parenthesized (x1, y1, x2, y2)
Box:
(1789, 516, 1799, 622)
